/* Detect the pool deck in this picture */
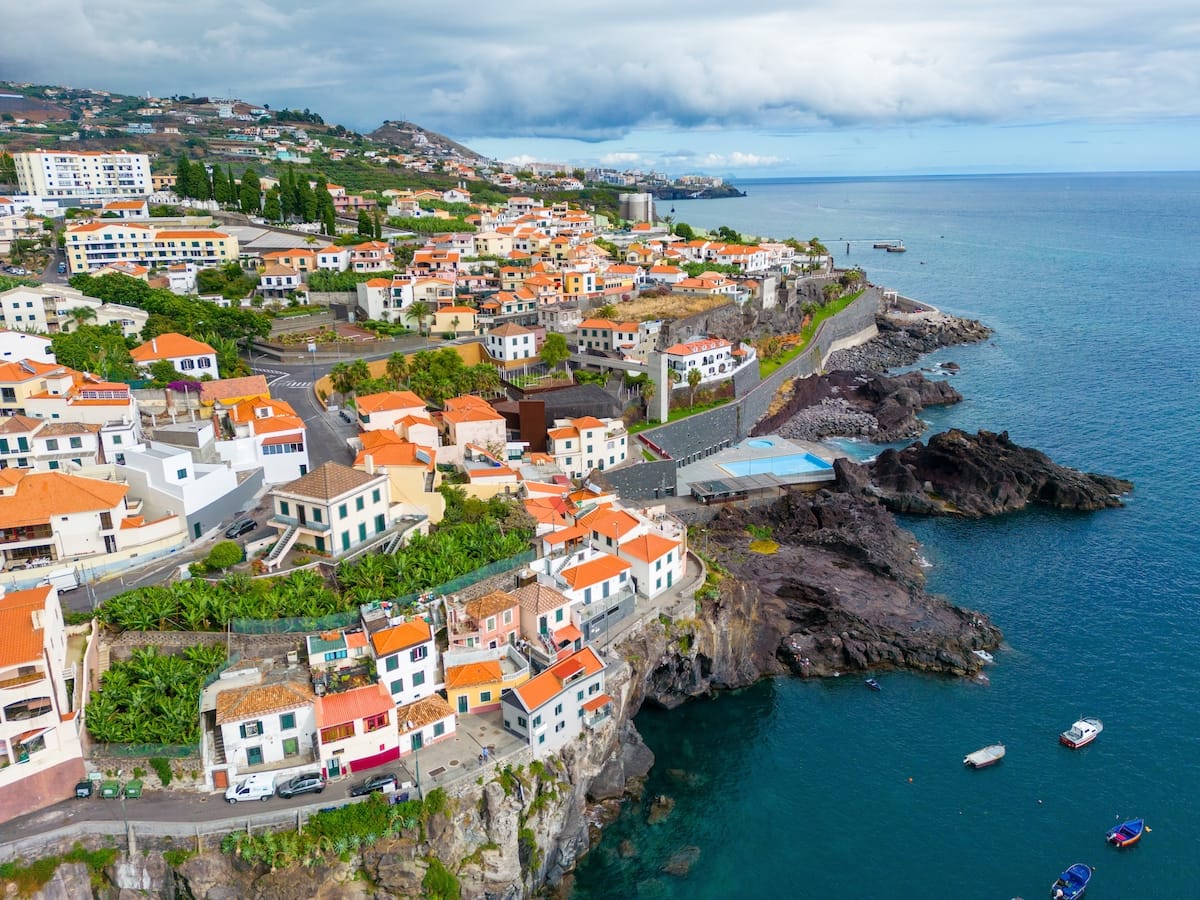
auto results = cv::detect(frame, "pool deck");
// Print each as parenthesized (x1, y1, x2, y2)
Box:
(676, 435, 840, 495)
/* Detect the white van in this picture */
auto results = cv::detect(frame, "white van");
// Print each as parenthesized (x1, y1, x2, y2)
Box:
(225, 773, 276, 803)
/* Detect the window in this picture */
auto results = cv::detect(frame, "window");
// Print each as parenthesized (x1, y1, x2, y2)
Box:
(338, 503, 348, 519)
(45, 439, 58, 451)
(480, 691, 492, 703)
(390, 678, 404, 695)
(577, 690, 584, 701)
(588, 682, 600, 694)
(180, 359, 195, 370)
(433, 721, 445, 737)
(324, 649, 347, 662)
(555, 608, 564, 623)
(341, 531, 350, 550)
(312, 508, 322, 523)
(375, 513, 386, 533)
(364, 712, 389, 732)
(486, 616, 496, 632)
(239, 720, 262, 739)
(412, 671, 426, 687)
(69, 436, 82, 449)
(538, 734, 545, 745)
(410, 646, 428, 663)
(554, 703, 563, 716)
(532, 715, 542, 728)
(358, 523, 367, 542)
(177, 468, 188, 480)
(356, 496, 364, 511)
(280, 501, 290, 516)
(320, 723, 354, 743)
(656, 559, 662, 571)
(372, 488, 381, 503)
(279, 712, 296, 731)
(198, 358, 211, 368)
(503, 609, 513, 625)
(517, 716, 527, 728)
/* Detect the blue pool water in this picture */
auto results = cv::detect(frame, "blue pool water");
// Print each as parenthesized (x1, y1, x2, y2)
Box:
(720, 451, 833, 477)
(745, 438, 775, 448)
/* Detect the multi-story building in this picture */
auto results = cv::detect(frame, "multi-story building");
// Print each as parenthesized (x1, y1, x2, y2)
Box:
(0, 284, 148, 337)
(266, 461, 391, 565)
(65, 222, 238, 275)
(214, 678, 317, 773)
(438, 395, 506, 467)
(354, 390, 429, 433)
(444, 645, 530, 714)
(314, 683, 399, 779)
(13, 150, 151, 203)
(0, 584, 85, 821)
(447, 589, 522, 651)
(352, 431, 444, 524)
(500, 646, 610, 752)
(0, 416, 102, 473)
(0, 469, 183, 571)
(215, 396, 309, 484)
(20, 369, 138, 427)
(664, 336, 756, 386)
(485, 323, 539, 362)
(130, 333, 218, 376)
(370, 617, 437, 706)
(546, 416, 629, 479)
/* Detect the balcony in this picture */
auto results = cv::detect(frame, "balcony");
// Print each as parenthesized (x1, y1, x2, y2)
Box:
(0, 670, 45, 692)
(270, 514, 330, 534)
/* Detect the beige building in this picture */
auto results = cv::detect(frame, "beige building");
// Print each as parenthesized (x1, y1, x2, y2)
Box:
(353, 431, 445, 524)
(65, 222, 238, 275)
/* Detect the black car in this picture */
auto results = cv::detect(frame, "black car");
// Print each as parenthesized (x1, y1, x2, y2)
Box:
(276, 772, 325, 798)
(225, 518, 255, 539)
(349, 772, 399, 797)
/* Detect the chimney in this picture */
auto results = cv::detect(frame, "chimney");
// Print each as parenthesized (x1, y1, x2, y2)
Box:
(364, 453, 375, 475)
(151, 337, 158, 354)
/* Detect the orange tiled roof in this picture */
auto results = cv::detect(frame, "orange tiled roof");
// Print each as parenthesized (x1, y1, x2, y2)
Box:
(464, 590, 519, 621)
(396, 693, 454, 732)
(0, 585, 52, 668)
(371, 618, 432, 655)
(559, 554, 631, 590)
(620, 533, 678, 563)
(315, 682, 392, 728)
(130, 332, 216, 363)
(512, 646, 604, 711)
(445, 660, 502, 689)
(355, 391, 428, 415)
(0, 471, 127, 528)
(200, 375, 269, 402)
(354, 441, 435, 470)
(215, 679, 315, 725)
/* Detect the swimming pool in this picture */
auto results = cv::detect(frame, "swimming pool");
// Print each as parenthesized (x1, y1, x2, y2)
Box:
(746, 439, 775, 448)
(720, 452, 834, 478)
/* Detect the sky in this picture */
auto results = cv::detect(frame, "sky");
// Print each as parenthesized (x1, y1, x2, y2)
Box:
(3, 0, 1199, 178)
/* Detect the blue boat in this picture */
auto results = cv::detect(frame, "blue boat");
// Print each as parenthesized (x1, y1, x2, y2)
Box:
(865, 678, 881, 691)
(1051, 863, 1093, 899)
(1106, 817, 1145, 848)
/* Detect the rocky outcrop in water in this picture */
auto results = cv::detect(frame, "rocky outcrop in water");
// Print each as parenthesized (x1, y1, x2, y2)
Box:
(828, 310, 992, 372)
(845, 429, 1134, 517)
(756, 368, 962, 443)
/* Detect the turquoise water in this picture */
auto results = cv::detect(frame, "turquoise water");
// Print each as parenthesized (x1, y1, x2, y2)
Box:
(573, 173, 1200, 898)
(720, 451, 833, 477)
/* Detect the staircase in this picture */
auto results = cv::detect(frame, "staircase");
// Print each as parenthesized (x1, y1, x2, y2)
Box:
(264, 525, 300, 570)
(381, 530, 403, 555)
(212, 727, 227, 765)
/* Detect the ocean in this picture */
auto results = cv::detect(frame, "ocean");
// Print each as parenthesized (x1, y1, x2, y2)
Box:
(571, 173, 1200, 899)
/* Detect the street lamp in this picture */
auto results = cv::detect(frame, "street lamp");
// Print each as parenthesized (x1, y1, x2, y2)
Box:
(307, 341, 317, 385)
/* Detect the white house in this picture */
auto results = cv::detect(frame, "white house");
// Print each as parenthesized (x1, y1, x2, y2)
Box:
(500, 646, 610, 752)
(216, 397, 309, 484)
(370, 617, 438, 706)
(315, 245, 350, 272)
(129, 333, 218, 377)
(618, 532, 684, 599)
(354, 390, 429, 433)
(118, 441, 243, 541)
(485, 323, 538, 362)
(438, 395, 506, 467)
(664, 336, 756, 386)
(395, 694, 457, 756)
(214, 678, 317, 772)
(0, 331, 54, 365)
(546, 416, 628, 479)
(0, 584, 85, 822)
(166, 263, 198, 295)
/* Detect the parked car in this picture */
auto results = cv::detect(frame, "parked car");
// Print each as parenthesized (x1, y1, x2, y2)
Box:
(57, 262, 67, 274)
(276, 772, 326, 799)
(349, 772, 399, 797)
(225, 518, 256, 539)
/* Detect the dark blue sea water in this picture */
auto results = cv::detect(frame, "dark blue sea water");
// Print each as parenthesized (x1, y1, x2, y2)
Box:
(572, 173, 1200, 899)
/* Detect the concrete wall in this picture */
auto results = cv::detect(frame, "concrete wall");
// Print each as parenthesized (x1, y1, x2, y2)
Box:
(638, 288, 881, 464)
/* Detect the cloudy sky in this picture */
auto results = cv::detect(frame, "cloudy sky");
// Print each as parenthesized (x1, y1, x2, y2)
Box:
(4, 0, 1198, 177)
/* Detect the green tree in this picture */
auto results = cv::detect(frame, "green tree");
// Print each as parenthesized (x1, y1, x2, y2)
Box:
(212, 166, 232, 205)
(673, 221, 695, 241)
(205, 540, 243, 573)
(539, 332, 569, 371)
(357, 208, 372, 235)
(373, 209, 382, 239)
(297, 177, 317, 222)
(148, 358, 185, 386)
(595, 303, 618, 320)
(263, 186, 282, 222)
(50, 324, 138, 381)
(187, 163, 211, 200)
(714, 225, 742, 244)
(175, 154, 192, 197)
(239, 167, 262, 215)
(0, 151, 17, 185)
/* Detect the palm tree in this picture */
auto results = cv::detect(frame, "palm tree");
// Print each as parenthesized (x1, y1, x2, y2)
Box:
(328, 362, 354, 397)
(385, 352, 409, 387)
(642, 378, 656, 420)
(68, 305, 97, 325)
(596, 303, 618, 320)
(687, 366, 702, 406)
(407, 300, 432, 336)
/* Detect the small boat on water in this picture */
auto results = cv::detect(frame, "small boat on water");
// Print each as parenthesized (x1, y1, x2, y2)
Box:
(885, 242, 907, 253)
(1106, 817, 1145, 848)
(972, 649, 995, 664)
(1060, 717, 1103, 749)
(963, 743, 1006, 768)
(865, 678, 881, 691)
(1050, 863, 1093, 899)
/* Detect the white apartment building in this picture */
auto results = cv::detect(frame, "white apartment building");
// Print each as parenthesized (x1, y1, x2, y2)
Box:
(500, 646, 610, 752)
(485, 323, 538, 362)
(13, 150, 151, 202)
(0, 584, 85, 822)
(0, 284, 148, 337)
(664, 336, 757, 386)
(546, 416, 629, 479)
(370, 617, 438, 706)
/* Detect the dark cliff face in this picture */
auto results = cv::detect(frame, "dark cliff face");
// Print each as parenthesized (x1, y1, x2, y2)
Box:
(859, 429, 1134, 517)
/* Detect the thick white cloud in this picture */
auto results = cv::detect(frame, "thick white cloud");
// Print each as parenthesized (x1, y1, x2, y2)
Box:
(3, 0, 1197, 144)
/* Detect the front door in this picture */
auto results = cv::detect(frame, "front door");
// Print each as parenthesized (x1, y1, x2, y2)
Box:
(298, 506, 307, 527)
(457, 695, 469, 714)
(411, 732, 423, 751)
(247, 746, 263, 766)
(327, 756, 340, 777)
